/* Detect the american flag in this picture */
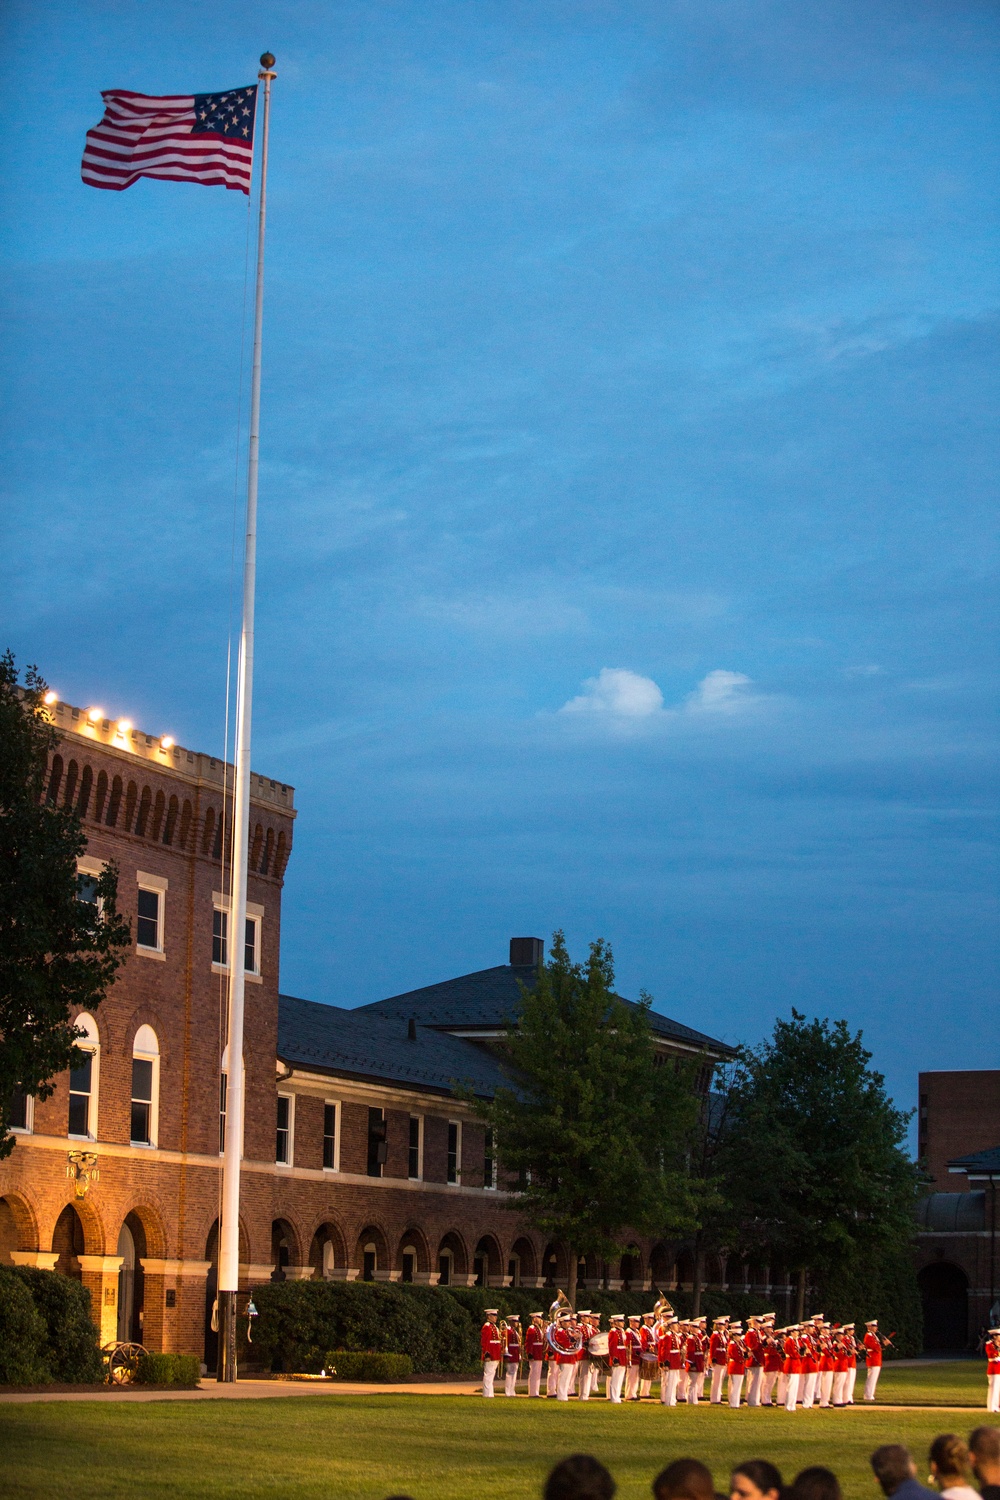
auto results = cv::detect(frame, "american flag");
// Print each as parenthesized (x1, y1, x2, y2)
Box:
(82, 86, 258, 195)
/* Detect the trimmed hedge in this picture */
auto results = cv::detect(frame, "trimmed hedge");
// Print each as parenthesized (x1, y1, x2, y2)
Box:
(135, 1352, 201, 1387)
(9, 1266, 102, 1382)
(250, 1280, 773, 1376)
(326, 1350, 412, 1382)
(0, 1268, 49, 1384)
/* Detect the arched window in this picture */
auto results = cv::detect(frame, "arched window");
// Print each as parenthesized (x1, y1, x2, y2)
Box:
(202, 807, 216, 856)
(179, 800, 193, 851)
(262, 828, 275, 875)
(62, 760, 79, 810)
(163, 795, 179, 846)
(106, 775, 123, 827)
(134, 786, 151, 837)
(76, 764, 93, 819)
(131, 1025, 159, 1147)
(150, 790, 165, 841)
(213, 814, 225, 860)
(275, 831, 289, 880)
(47, 755, 64, 805)
(363, 1241, 378, 1282)
(323, 1240, 337, 1278)
(250, 825, 263, 871)
(68, 1013, 99, 1139)
(124, 781, 138, 832)
(401, 1246, 417, 1284)
(93, 770, 108, 822)
(437, 1247, 453, 1286)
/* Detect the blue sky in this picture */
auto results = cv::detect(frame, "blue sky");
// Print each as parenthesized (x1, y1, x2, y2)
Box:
(3, 1, 998, 1129)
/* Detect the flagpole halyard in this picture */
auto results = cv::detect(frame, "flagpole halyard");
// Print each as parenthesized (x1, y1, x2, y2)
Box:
(217, 51, 276, 1384)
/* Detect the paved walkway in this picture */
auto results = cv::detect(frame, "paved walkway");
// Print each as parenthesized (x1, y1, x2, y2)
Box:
(0, 1378, 481, 1404)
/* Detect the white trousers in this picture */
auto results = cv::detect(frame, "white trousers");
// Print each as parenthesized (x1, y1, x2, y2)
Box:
(832, 1369, 848, 1405)
(710, 1364, 726, 1402)
(589, 1363, 602, 1396)
(640, 1365, 655, 1398)
(578, 1358, 591, 1400)
(625, 1364, 640, 1400)
(688, 1369, 702, 1403)
(987, 1373, 1000, 1413)
(556, 1362, 576, 1401)
(802, 1371, 818, 1408)
(864, 1365, 881, 1401)
(528, 1359, 544, 1398)
(504, 1360, 519, 1396)
(776, 1372, 788, 1406)
(784, 1372, 800, 1410)
(819, 1369, 834, 1407)
(729, 1373, 744, 1407)
(678, 1369, 690, 1402)
(608, 1365, 626, 1402)
(761, 1370, 779, 1405)
(746, 1365, 763, 1406)
(546, 1362, 558, 1396)
(661, 1368, 679, 1405)
(482, 1359, 499, 1397)
(847, 1367, 856, 1403)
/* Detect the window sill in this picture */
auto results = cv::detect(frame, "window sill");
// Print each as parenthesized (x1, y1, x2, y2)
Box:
(211, 963, 262, 984)
(130, 1140, 155, 1149)
(136, 946, 166, 962)
(68, 1132, 95, 1142)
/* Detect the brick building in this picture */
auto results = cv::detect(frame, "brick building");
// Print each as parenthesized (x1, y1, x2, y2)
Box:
(0, 694, 736, 1366)
(915, 1070, 1000, 1350)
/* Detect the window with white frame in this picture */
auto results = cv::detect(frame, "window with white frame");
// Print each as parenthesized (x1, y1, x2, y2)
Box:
(9, 1086, 32, 1134)
(407, 1115, 422, 1180)
(130, 1024, 159, 1147)
(68, 1012, 99, 1138)
(323, 1102, 339, 1170)
(276, 1093, 293, 1164)
(212, 896, 263, 977)
(218, 1046, 245, 1156)
(446, 1120, 461, 1185)
(136, 872, 167, 956)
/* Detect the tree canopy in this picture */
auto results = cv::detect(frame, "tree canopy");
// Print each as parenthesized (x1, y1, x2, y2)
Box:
(0, 652, 129, 1158)
(471, 931, 702, 1304)
(716, 1009, 921, 1318)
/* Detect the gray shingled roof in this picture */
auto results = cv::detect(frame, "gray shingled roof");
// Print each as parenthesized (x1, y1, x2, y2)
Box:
(948, 1145, 1000, 1176)
(278, 961, 733, 1099)
(359, 964, 733, 1054)
(278, 993, 509, 1097)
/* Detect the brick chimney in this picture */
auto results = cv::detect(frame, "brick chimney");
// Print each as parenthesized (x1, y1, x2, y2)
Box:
(509, 937, 544, 967)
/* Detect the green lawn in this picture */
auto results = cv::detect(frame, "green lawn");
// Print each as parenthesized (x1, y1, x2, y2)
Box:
(1, 1379, 994, 1500)
(875, 1361, 986, 1407)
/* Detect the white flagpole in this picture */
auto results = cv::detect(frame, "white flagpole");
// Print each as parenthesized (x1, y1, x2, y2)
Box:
(217, 51, 276, 1383)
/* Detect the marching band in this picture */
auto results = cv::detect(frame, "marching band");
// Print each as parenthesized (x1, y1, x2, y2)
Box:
(480, 1297, 896, 1407)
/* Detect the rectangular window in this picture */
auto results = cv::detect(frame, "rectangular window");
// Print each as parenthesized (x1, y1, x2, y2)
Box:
(136, 888, 160, 949)
(9, 1087, 30, 1132)
(367, 1106, 386, 1178)
(447, 1121, 461, 1185)
(244, 916, 259, 975)
(130, 1057, 153, 1145)
(484, 1128, 496, 1190)
(68, 1051, 93, 1136)
(77, 872, 101, 923)
(276, 1094, 292, 1164)
(323, 1103, 338, 1169)
(219, 1073, 227, 1154)
(212, 909, 228, 967)
(408, 1116, 422, 1180)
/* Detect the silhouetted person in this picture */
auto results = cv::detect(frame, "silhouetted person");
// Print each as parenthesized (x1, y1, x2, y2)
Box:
(545, 1454, 616, 1500)
(969, 1428, 1000, 1500)
(871, 1446, 936, 1500)
(789, 1468, 842, 1500)
(654, 1459, 715, 1500)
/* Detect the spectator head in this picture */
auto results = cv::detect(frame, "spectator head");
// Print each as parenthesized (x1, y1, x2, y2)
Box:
(929, 1435, 970, 1488)
(653, 1459, 715, 1500)
(871, 1446, 918, 1497)
(969, 1428, 1000, 1488)
(788, 1468, 842, 1500)
(545, 1455, 616, 1500)
(731, 1462, 784, 1500)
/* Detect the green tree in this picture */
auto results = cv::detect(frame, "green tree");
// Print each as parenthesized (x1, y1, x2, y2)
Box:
(717, 1009, 921, 1321)
(0, 652, 130, 1158)
(470, 931, 702, 1307)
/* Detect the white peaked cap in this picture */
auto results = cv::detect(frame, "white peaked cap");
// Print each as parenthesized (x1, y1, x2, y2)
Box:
(530, 1312, 544, 1318)
(485, 1308, 499, 1316)
(865, 1319, 878, 1325)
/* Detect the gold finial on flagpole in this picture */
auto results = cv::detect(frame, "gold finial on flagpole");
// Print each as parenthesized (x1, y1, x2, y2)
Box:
(260, 52, 276, 73)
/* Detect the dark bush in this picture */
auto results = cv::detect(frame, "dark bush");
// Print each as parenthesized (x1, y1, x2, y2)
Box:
(0, 1267, 49, 1384)
(9, 1266, 102, 1381)
(135, 1352, 200, 1387)
(250, 1280, 438, 1374)
(398, 1283, 479, 1372)
(326, 1350, 412, 1382)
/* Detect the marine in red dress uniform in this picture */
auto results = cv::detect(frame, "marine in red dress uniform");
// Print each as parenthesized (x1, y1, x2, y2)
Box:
(862, 1319, 884, 1402)
(526, 1313, 546, 1399)
(481, 1310, 502, 1398)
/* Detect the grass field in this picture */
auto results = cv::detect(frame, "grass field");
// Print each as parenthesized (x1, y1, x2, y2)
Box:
(2, 1364, 993, 1500)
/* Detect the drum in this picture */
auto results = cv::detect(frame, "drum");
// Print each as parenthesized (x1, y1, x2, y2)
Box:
(588, 1332, 610, 1357)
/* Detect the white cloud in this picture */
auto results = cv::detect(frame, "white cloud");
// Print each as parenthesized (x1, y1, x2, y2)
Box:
(560, 668, 664, 718)
(684, 669, 754, 713)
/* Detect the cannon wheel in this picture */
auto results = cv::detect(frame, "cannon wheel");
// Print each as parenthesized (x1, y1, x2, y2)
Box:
(103, 1341, 146, 1385)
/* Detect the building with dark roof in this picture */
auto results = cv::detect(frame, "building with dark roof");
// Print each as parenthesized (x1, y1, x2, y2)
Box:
(0, 693, 742, 1367)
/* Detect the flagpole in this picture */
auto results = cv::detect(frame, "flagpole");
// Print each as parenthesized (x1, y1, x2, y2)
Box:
(217, 50, 276, 1384)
